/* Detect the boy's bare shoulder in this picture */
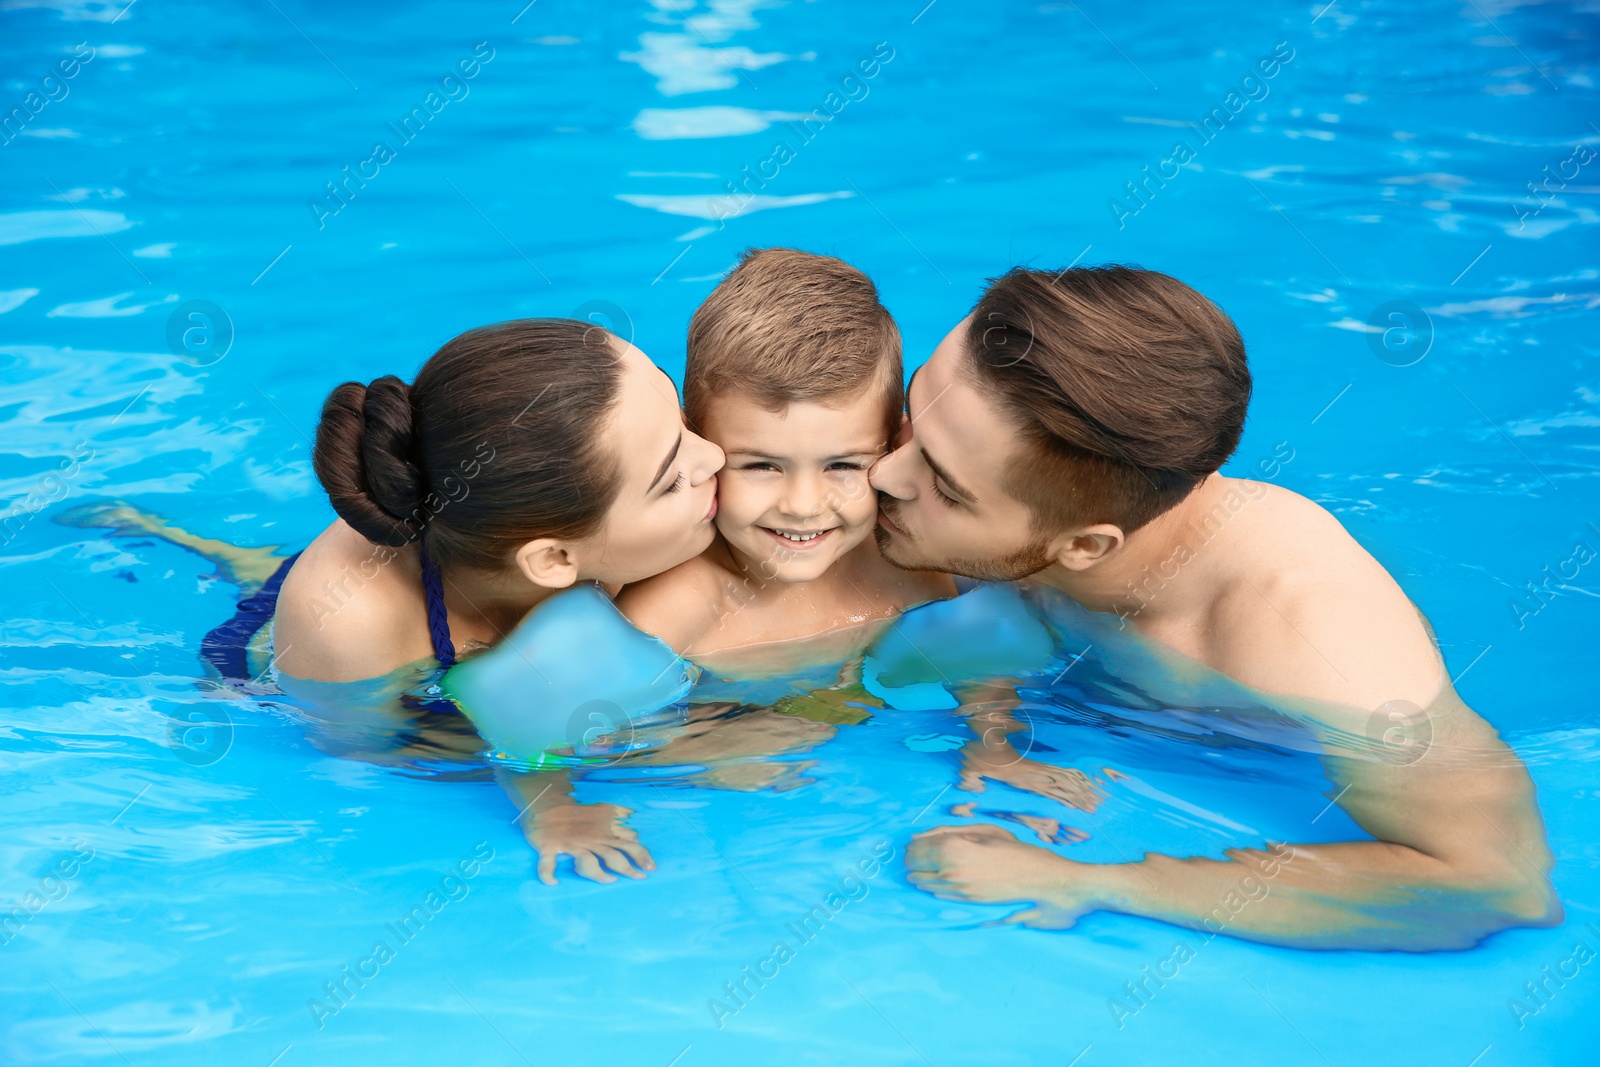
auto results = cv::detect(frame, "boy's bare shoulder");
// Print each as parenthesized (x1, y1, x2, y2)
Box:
(845, 541, 958, 611)
(616, 549, 740, 653)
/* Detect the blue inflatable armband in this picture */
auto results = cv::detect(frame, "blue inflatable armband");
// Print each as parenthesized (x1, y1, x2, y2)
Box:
(862, 583, 1056, 710)
(441, 584, 695, 764)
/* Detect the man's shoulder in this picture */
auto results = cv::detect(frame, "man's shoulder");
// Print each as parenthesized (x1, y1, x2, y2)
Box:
(1205, 482, 1445, 713)
(1212, 478, 1375, 568)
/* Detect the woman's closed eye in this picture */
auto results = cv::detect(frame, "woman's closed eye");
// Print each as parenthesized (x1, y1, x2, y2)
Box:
(663, 472, 685, 494)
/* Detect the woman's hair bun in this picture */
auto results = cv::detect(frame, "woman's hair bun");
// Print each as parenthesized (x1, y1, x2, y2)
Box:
(309, 319, 626, 572)
(312, 374, 430, 547)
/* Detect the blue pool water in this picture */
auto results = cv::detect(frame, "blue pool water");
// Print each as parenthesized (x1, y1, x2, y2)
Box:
(3, 0, 1599, 1063)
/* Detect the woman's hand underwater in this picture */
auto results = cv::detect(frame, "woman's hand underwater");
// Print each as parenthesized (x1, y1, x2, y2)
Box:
(520, 801, 655, 885)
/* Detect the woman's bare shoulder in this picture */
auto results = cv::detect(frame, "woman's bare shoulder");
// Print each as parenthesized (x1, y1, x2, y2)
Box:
(274, 521, 433, 682)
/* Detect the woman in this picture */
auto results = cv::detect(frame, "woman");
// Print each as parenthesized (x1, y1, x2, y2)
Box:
(273, 317, 722, 681)
(244, 317, 724, 883)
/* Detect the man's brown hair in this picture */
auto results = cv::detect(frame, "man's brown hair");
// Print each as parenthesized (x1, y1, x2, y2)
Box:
(685, 247, 903, 442)
(967, 265, 1251, 535)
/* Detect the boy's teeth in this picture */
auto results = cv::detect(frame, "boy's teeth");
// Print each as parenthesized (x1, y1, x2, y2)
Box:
(775, 529, 824, 542)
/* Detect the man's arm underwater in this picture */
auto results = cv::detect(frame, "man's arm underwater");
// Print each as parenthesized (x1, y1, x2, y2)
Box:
(909, 685, 1561, 950)
(907, 571, 1564, 951)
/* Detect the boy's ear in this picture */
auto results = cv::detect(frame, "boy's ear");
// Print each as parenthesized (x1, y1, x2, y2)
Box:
(1051, 524, 1125, 572)
(513, 538, 581, 590)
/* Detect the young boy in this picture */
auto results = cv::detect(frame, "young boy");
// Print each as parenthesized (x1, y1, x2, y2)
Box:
(500, 249, 1012, 884)
(618, 248, 955, 674)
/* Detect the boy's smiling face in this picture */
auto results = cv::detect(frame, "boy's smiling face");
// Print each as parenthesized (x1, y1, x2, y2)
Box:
(701, 388, 889, 583)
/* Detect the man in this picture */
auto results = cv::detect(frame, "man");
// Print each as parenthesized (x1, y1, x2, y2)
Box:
(871, 265, 1561, 950)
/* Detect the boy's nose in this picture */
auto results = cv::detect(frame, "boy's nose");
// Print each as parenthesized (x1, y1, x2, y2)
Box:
(778, 471, 826, 519)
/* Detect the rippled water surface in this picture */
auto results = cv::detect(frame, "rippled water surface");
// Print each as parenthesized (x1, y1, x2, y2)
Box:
(2, 0, 1598, 1064)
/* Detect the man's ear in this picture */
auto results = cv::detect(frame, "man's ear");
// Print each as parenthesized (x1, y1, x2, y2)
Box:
(1051, 524, 1125, 571)
(513, 538, 581, 590)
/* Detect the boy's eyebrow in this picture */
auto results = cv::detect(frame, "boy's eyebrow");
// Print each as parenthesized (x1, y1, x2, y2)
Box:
(723, 448, 882, 460)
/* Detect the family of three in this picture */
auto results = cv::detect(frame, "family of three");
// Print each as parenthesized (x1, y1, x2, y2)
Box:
(95, 248, 1559, 951)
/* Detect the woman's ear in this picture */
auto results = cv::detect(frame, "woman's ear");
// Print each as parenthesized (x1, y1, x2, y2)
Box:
(513, 538, 581, 590)
(1052, 524, 1125, 572)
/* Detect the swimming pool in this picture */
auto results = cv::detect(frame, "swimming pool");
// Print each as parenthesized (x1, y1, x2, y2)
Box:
(3, 0, 1597, 1063)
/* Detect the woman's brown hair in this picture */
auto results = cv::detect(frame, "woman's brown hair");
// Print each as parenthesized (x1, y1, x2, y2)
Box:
(312, 318, 624, 570)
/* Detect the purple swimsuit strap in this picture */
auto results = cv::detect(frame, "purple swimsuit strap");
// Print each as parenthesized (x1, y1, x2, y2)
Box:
(418, 539, 457, 668)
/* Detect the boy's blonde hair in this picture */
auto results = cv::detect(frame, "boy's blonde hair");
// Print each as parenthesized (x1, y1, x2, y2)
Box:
(684, 248, 903, 443)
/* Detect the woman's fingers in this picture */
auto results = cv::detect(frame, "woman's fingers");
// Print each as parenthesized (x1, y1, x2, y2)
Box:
(617, 839, 655, 871)
(572, 851, 617, 884)
(595, 847, 646, 879)
(537, 851, 559, 886)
